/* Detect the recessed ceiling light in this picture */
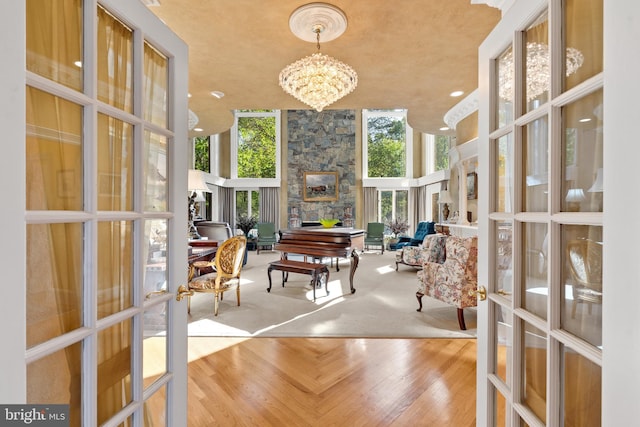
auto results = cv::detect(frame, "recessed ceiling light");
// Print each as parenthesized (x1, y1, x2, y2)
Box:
(439, 126, 450, 131)
(193, 128, 203, 132)
(579, 118, 591, 123)
(450, 90, 464, 97)
(74, 61, 82, 68)
(210, 91, 225, 99)
(188, 93, 192, 98)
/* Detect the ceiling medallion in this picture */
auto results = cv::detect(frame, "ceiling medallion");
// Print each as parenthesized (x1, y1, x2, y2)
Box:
(279, 3, 358, 112)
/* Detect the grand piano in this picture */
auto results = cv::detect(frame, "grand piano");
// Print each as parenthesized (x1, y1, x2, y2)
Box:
(274, 227, 364, 294)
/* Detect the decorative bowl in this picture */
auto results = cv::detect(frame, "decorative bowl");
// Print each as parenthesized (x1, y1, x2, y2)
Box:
(319, 218, 339, 228)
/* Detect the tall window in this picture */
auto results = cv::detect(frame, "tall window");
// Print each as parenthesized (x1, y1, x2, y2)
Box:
(363, 109, 412, 178)
(378, 190, 408, 224)
(435, 135, 451, 171)
(231, 110, 281, 179)
(235, 189, 259, 220)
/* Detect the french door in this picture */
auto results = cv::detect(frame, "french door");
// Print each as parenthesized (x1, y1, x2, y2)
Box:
(476, 0, 604, 425)
(3, 1, 190, 425)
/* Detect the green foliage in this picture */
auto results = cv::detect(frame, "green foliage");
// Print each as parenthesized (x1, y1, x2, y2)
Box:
(235, 190, 259, 221)
(237, 116, 276, 178)
(194, 136, 210, 172)
(367, 116, 407, 178)
(236, 213, 257, 235)
(435, 135, 450, 171)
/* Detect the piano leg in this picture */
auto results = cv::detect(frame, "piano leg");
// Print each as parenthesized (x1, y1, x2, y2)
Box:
(348, 250, 360, 294)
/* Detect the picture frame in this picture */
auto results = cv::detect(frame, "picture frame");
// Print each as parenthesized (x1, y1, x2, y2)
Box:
(303, 171, 339, 202)
(467, 172, 478, 200)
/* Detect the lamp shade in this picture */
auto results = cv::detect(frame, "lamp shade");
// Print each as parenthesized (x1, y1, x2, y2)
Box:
(565, 188, 586, 203)
(587, 168, 603, 192)
(439, 190, 454, 204)
(193, 190, 206, 202)
(188, 169, 211, 192)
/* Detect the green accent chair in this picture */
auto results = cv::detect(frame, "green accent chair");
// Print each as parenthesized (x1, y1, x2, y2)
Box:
(256, 222, 277, 254)
(364, 222, 385, 254)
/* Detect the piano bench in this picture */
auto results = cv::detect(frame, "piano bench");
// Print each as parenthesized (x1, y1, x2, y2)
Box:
(267, 259, 330, 302)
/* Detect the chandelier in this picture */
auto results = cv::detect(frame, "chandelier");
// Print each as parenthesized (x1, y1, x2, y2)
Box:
(279, 3, 358, 112)
(498, 42, 584, 102)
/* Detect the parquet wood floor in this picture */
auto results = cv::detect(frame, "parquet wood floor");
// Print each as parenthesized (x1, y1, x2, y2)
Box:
(186, 337, 477, 426)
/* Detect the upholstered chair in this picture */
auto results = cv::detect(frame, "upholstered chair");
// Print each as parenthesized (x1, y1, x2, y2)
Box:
(416, 235, 478, 330)
(185, 235, 247, 316)
(395, 233, 447, 270)
(396, 221, 436, 249)
(364, 222, 385, 254)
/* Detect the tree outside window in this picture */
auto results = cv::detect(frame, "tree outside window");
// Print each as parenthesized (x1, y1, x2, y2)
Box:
(234, 110, 279, 179)
(366, 111, 407, 178)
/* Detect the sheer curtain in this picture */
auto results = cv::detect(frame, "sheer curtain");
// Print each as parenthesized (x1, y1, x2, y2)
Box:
(362, 187, 378, 226)
(259, 187, 280, 227)
(219, 187, 235, 229)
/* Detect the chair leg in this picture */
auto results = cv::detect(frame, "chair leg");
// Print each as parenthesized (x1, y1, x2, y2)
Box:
(214, 294, 220, 316)
(457, 308, 467, 330)
(416, 292, 424, 312)
(187, 295, 191, 314)
(236, 287, 241, 306)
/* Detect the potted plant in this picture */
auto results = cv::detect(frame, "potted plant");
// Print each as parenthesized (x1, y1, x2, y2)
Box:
(236, 214, 258, 255)
(385, 218, 409, 250)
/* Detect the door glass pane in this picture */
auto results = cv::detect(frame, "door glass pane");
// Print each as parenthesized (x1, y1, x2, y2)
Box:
(144, 42, 168, 129)
(496, 46, 514, 129)
(494, 386, 507, 426)
(523, 117, 549, 212)
(26, 87, 83, 211)
(561, 225, 603, 348)
(144, 384, 167, 426)
(97, 6, 133, 113)
(144, 219, 168, 299)
(98, 221, 133, 319)
(144, 302, 168, 387)
(562, 89, 603, 213)
(26, 223, 83, 348)
(565, 0, 603, 91)
(496, 133, 514, 213)
(144, 131, 168, 212)
(522, 321, 547, 423)
(98, 320, 133, 425)
(26, 0, 83, 91)
(562, 344, 602, 426)
(524, 12, 549, 111)
(521, 222, 548, 319)
(496, 221, 513, 299)
(494, 302, 511, 386)
(27, 342, 82, 427)
(98, 114, 133, 211)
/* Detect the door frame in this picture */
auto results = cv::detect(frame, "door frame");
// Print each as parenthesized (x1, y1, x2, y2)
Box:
(1, 1, 190, 425)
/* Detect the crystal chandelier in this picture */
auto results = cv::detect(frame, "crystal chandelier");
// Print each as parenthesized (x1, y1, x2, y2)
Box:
(499, 42, 584, 102)
(279, 3, 357, 112)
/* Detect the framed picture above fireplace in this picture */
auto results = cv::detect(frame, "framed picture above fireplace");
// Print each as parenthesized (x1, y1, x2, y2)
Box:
(303, 171, 338, 202)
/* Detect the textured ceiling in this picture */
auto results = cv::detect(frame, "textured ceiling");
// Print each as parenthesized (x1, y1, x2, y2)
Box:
(147, 1, 500, 136)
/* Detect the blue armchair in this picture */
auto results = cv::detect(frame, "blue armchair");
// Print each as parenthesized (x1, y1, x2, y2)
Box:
(395, 221, 435, 249)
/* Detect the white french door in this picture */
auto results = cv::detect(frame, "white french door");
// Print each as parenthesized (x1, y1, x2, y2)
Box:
(476, 0, 605, 425)
(2, 1, 189, 425)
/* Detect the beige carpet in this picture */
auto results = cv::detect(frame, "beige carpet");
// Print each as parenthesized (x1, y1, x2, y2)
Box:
(185, 248, 477, 339)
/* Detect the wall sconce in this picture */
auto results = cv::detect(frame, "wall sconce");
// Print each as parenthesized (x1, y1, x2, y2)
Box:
(188, 169, 211, 239)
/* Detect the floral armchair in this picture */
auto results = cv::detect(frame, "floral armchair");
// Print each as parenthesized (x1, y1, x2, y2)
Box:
(395, 233, 447, 271)
(416, 235, 478, 330)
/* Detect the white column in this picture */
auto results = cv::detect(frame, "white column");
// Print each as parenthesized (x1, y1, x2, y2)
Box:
(457, 161, 470, 225)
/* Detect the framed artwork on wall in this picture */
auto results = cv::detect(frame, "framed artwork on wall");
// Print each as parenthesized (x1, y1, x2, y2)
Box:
(467, 172, 478, 200)
(303, 171, 339, 202)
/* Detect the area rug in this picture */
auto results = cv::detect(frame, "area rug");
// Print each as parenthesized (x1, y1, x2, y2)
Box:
(184, 248, 477, 339)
